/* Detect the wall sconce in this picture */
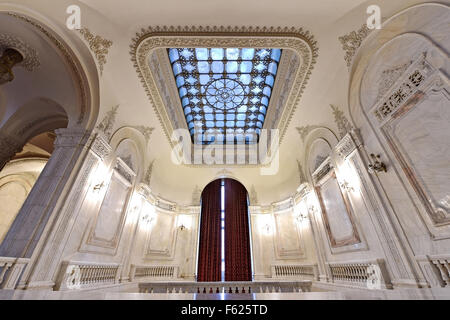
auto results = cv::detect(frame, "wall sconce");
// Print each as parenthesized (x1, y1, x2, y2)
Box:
(93, 181, 105, 192)
(263, 224, 271, 234)
(0, 48, 24, 85)
(179, 224, 186, 231)
(368, 154, 387, 174)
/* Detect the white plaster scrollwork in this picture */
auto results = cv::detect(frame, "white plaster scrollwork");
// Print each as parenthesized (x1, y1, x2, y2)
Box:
(330, 105, 354, 139)
(96, 105, 119, 140)
(296, 125, 320, 143)
(250, 185, 258, 205)
(142, 159, 155, 186)
(339, 24, 372, 68)
(78, 28, 112, 75)
(132, 126, 155, 144)
(0, 33, 40, 71)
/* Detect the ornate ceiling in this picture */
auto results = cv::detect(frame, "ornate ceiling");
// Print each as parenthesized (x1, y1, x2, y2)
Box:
(0, 0, 422, 206)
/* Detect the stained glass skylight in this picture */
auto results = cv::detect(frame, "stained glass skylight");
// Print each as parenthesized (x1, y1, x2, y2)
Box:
(168, 48, 282, 145)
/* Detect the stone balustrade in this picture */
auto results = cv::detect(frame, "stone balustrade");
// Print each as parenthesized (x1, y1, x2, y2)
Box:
(0, 257, 30, 290)
(326, 259, 392, 289)
(55, 261, 121, 290)
(271, 264, 319, 280)
(138, 281, 312, 294)
(417, 254, 450, 288)
(130, 265, 179, 281)
(430, 256, 450, 287)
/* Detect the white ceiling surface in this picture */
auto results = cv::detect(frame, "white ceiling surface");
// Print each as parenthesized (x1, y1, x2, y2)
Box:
(3, 0, 427, 205)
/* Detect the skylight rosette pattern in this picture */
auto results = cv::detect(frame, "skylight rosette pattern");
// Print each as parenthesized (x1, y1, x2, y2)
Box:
(168, 48, 282, 144)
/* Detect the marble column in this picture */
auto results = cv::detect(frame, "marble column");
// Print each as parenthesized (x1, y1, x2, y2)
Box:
(0, 127, 94, 259)
(23, 131, 112, 289)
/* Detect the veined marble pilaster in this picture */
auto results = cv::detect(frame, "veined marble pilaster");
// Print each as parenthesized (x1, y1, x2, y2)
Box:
(23, 132, 113, 288)
(0, 128, 94, 258)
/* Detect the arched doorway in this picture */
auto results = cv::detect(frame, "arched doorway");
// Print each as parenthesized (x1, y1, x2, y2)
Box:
(197, 178, 252, 282)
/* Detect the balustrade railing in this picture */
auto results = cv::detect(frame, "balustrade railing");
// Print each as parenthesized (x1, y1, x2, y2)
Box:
(138, 281, 312, 294)
(130, 265, 178, 281)
(271, 264, 319, 280)
(55, 261, 121, 290)
(326, 259, 392, 289)
(0, 257, 30, 290)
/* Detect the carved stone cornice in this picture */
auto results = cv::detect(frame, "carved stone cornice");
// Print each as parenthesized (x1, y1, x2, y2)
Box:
(130, 26, 319, 151)
(339, 24, 371, 68)
(79, 28, 112, 75)
(0, 33, 40, 71)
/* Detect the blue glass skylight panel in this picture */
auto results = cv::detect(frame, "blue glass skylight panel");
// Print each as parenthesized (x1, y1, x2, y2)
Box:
(168, 48, 282, 144)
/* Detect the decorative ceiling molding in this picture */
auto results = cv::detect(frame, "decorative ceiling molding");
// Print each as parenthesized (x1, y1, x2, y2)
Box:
(297, 160, 307, 185)
(130, 26, 319, 153)
(131, 126, 155, 144)
(7, 13, 89, 124)
(376, 61, 412, 101)
(0, 33, 40, 71)
(330, 104, 354, 139)
(142, 159, 155, 186)
(338, 24, 371, 68)
(96, 105, 119, 139)
(296, 125, 320, 143)
(79, 28, 112, 75)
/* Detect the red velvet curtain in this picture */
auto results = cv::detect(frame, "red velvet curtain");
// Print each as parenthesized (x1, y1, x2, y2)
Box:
(224, 179, 252, 281)
(197, 179, 222, 282)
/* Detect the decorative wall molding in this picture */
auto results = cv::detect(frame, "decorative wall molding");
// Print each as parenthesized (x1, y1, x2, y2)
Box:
(130, 26, 319, 151)
(7, 13, 89, 124)
(249, 185, 258, 205)
(79, 28, 112, 75)
(0, 33, 40, 71)
(96, 105, 119, 140)
(131, 126, 154, 144)
(115, 157, 137, 184)
(338, 24, 371, 68)
(297, 160, 307, 185)
(142, 159, 155, 186)
(90, 133, 112, 160)
(296, 125, 320, 143)
(330, 105, 354, 139)
(377, 61, 413, 101)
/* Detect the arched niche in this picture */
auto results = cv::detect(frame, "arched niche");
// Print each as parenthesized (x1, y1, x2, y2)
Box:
(348, 2, 450, 236)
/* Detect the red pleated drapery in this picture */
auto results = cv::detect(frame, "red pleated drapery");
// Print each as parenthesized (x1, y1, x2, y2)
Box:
(224, 179, 252, 282)
(197, 179, 222, 282)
